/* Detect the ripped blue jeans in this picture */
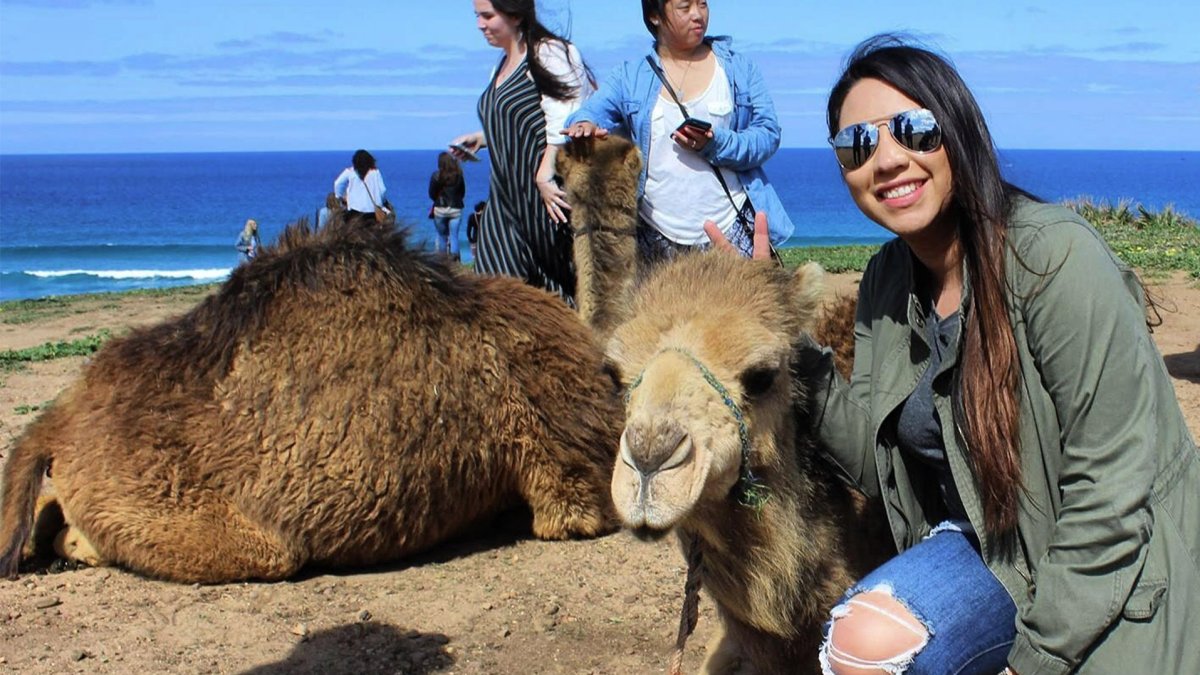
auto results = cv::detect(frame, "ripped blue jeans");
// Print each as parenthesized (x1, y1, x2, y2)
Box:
(820, 522, 1017, 674)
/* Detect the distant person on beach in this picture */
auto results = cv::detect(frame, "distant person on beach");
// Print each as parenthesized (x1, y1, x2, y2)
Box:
(316, 192, 340, 229)
(333, 149, 391, 228)
(235, 218, 260, 262)
(449, 0, 595, 305)
(465, 201, 485, 261)
(562, 0, 792, 265)
(710, 34, 1200, 674)
(428, 152, 467, 260)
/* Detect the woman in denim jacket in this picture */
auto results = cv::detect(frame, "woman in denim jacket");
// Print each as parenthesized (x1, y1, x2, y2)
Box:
(563, 0, 793, 263)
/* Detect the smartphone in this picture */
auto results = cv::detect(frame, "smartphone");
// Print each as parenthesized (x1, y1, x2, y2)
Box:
(449, 142, 480, 162)
(677, 117, 712, 133)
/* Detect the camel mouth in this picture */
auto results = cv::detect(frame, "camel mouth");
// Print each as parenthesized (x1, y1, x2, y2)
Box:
(630, 525, 672, 542)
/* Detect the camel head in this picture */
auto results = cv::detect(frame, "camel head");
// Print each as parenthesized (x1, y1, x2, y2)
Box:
(605, 253, 826, 539)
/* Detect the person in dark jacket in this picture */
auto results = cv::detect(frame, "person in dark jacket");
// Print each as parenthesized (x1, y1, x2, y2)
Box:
(428, 151, 466, 260)
(711, 34, 1200, 675)
(465, 201, 486, 262)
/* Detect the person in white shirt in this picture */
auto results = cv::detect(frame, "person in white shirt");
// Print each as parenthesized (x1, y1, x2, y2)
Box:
(333, 149, 390, 228)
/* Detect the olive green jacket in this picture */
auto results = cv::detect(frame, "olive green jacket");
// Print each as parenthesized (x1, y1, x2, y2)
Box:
(807, 199, 1200, 674)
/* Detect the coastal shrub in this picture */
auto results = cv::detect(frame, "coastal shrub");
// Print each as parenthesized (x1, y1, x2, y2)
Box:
(1068, 199, 1200, 279)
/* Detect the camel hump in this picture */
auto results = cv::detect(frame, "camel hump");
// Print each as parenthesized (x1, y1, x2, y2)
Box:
(790, 261, 826, 332)
(0, 430, 51, 578)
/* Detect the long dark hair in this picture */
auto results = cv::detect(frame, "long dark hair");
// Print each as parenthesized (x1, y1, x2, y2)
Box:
(827, 35, 1027, 536)
(490, 0, 594, 101)
(433, 151, 462, 187)
(351, 149, 376, 180)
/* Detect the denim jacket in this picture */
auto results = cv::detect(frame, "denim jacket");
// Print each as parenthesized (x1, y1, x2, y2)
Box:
(806, 198, 1200, 674)
(566, 36, 794, 245)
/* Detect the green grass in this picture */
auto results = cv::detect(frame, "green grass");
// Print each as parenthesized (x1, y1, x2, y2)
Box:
(0, 330, 112, 373)
(779, 201, 1199, 279)
(778, 245, 880, 273)
(0, 283, 217, 325)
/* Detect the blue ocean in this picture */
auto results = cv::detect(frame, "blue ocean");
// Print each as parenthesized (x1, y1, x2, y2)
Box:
(1, 149, 1198, 301)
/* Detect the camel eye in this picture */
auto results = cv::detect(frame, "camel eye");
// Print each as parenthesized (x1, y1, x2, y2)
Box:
(601, 360, 624, 395)
(739, 366, 778, 399)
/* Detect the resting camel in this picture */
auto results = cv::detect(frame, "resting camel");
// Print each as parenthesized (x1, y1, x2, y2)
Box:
(0, 214, 620, 583)
(605, 252, 889, 674)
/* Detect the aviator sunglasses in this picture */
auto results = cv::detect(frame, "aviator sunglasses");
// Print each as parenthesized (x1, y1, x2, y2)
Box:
(830, 107, 942, 171)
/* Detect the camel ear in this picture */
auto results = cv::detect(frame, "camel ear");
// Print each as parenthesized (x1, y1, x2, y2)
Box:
(622, 139, 643, 177)
(789, 261, 826, 331)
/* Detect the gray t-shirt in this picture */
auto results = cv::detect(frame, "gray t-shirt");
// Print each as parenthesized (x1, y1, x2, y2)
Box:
(896, 305, 971, 527)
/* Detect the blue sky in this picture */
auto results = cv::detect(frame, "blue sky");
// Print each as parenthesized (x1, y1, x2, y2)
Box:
(1, 0, 1198, 154)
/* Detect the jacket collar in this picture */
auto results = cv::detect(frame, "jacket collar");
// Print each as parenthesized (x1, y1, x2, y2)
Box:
(646, 35, 734, 65)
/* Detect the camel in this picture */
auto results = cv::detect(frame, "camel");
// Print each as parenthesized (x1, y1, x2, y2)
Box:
(0, 214, 620, 584)
(605, 252, 888, 674)
(557, 135, 642, 344)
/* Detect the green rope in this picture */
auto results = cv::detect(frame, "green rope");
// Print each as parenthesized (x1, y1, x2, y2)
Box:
(625, 347, 771, 512)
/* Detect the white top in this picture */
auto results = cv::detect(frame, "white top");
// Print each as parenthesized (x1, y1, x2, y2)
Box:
(639, 59, 747, 244)
(333, 167, 388, 214)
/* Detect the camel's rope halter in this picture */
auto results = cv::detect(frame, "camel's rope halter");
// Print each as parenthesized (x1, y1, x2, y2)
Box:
(624, 347, 772, 674)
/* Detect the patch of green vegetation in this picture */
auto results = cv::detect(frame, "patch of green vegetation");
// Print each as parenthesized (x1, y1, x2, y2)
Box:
(14, 401, 53, 415)
(779, 245, 881, 273)
(1068, 199, 1200, 279)
(778, 202, 1199, 279)
(0, 296, 77, 325)
(0, 330, 112, 373)
(0, 283, 217, 325)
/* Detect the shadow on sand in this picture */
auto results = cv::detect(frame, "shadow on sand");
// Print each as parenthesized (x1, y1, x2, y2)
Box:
(1164, 345, 1200, 384)
(240, 622, 453, 675)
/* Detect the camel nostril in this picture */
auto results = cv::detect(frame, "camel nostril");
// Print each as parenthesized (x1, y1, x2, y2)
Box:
(658, 434, 693, 472)
(620, 421, 690, 475)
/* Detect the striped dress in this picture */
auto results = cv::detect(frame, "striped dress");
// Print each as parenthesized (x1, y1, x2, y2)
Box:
(476, 58, 576, 305)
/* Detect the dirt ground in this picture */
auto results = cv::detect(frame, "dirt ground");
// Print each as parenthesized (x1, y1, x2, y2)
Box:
(1, 272, 1197, 675)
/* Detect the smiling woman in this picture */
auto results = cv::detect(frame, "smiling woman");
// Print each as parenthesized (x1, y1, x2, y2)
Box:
(796, 34, 1200, 675)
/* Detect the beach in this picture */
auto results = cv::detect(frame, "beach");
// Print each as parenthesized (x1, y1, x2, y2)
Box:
(1, 272, 1197, 674)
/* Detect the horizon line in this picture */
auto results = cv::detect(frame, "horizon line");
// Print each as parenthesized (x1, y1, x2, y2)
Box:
(2, 146, 1196, 158)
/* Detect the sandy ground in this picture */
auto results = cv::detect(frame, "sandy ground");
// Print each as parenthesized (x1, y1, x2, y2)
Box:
(1, 272, 1197, 674)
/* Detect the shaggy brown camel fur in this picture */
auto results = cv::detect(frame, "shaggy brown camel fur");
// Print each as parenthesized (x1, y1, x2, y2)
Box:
(0, 214, 620, 583)
(557, 135, 642, 343)
(606, 252, 889, 674)
(815, 294, 858, 380)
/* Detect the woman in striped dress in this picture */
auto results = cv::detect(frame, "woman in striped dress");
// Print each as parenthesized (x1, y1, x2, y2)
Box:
(451, 0, 593, 305)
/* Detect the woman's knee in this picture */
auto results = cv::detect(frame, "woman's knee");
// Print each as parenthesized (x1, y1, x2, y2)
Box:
(821, 588, 930, 675)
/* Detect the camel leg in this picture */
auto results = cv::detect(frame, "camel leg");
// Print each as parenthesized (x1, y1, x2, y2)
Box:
(703, 622, 754, 674)
(62, 493, 305, 584)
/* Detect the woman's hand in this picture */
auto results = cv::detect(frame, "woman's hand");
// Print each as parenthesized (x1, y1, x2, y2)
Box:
(703, 211, 771, 260)
(673, 125, 714, 153)
(561, 121, 608, 140)
(449, 131, 485, 160)
(536, 169, 571, 224)
(536, 145, 571, 224)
